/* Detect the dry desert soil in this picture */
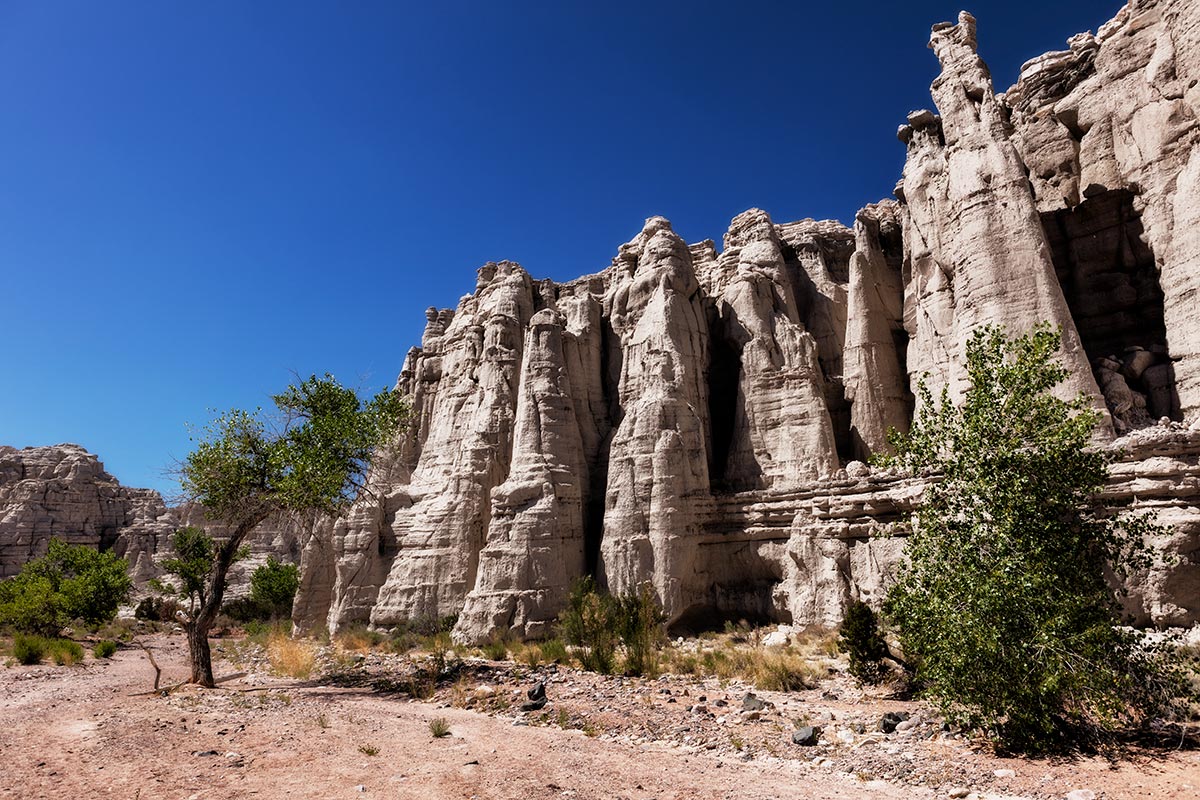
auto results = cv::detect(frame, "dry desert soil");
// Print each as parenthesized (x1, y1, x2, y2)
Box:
(0, 631, 1196, 800)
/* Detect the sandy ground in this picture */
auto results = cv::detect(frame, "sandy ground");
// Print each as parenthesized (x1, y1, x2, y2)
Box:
(0, 633, 1196, 800)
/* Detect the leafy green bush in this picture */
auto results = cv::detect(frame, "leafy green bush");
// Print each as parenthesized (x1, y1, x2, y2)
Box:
(560, 578, 666, 676)
(134, 595, 181, 622)
(12, 633, 47, 665)
(614, 583, 666, 676)
(0, 539, 132, 635)
(93, 640, 118, 659)
(49, 638, 84, 665)
(539, 638, 569, 664)
(879, 324, 1194, 752)
(837, 600, 888, 684)
(560, 577, 618, 674)
(249, 557, 300, 618)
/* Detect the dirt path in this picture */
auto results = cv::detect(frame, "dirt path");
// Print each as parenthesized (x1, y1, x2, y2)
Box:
(0, 635, 1195, 799)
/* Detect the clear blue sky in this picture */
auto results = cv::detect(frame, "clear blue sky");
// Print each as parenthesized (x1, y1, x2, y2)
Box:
(1, 0, 1119, 498)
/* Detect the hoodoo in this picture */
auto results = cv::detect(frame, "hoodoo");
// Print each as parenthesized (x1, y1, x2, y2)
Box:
(281, 0, 1200, 641)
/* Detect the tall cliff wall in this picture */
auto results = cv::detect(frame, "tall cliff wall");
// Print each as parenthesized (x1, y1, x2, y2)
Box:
(292, 0, 1200, 641)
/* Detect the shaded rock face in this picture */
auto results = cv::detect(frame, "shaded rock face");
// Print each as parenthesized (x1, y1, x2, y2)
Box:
(294, 1, 1200, 640)
(0, 444, 301, 595)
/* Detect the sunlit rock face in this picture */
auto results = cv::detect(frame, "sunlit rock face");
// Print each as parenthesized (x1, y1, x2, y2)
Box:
(0, 444, 301, 594)
(295, 0, 1200, 639)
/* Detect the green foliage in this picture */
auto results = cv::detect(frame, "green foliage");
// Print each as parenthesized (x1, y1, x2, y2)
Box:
(560, 577, 666, 676)
(560, 577, 619, 674)
(428, 717, 451, 738)
(12, 633, 47, 665)
(539, 638, 569, 664)
(157, 527, 217, 609)
(134, 596, 180, 622)
(838, 600, 889, 684)
(613, 583, 667, 676)
(879, 324, 1191, 751)
(92, 640, 118, 659)
(481, 634, 510, 661)
(182, 374, 407, 522)
(250, 557, 300, 618)
(0, 539, 132, 635)
(50, 638, 84, 665)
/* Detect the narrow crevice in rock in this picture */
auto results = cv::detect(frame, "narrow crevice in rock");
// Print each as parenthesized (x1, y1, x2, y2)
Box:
(706, 303, 744, 492)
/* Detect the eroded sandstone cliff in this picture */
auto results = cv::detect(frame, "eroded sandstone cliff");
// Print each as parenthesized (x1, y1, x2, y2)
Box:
(286, 0, 1198, 641)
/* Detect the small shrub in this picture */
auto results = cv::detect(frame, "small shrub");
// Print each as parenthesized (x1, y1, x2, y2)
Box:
(221, 597, 270, 623)
(838, 601, 888, 684)
(134, 596, 180, 622)
(12, 633, 47, 665)
(249, 558, 300, 619)
(428, 717, 451, 738)
(317, 712, 330, 729)
(560, 577, 618, 674)
(337, 625, 384, 652)
(481, 633, 509, 661)
(516, 643, 542, 668)
(358, 744, 379, 756)
(614, 583, 667, 677)
(48, 638, 84, 666)
(539, 638, 569, 664)
(266, 631, 316, 679)
(92, 640, 118, 659)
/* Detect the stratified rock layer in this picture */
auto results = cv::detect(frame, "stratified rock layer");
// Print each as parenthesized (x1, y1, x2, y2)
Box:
(287, 0, 1200, 640)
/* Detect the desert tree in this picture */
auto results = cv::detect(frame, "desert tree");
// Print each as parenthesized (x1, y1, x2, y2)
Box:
(176, 374, 405, 686)
(877, 324, 1192, 751)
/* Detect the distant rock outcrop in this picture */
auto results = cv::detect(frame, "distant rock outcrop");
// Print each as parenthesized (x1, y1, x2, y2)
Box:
(293, 1, 1200, 642)
(0, 444, 300, 595)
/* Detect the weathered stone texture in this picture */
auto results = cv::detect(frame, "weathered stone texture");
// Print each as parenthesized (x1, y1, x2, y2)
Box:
(0, 444, 300, 595)
(286, 1, 1200, 639)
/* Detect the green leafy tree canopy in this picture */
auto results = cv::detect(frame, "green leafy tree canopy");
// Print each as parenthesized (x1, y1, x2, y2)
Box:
(0, 539, 132, 635)
(176, 374, 406, 686)
(878, 323, 1189, 751)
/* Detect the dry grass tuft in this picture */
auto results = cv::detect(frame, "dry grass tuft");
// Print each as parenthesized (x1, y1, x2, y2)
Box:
(267, 631, 317, 679)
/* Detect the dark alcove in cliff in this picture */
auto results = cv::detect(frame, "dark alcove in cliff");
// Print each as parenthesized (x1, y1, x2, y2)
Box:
(706, 305, 744, 492)
(583, 317, 621, 577)
(1042, 188, 1181, 428)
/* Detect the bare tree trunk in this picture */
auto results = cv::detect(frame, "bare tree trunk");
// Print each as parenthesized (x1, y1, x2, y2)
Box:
(187, 620, 215, 687)
(187, 514, 268, 688)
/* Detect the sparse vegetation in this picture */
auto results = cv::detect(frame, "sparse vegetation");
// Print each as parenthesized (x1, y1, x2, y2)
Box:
(837, 600, 888, 684)
(560, 577, 666, 676)
(428, 717, 451, 738)
(481, 632, 510, 661)
(614, 583, 667, 677)
(48, 638, 84, 665)
(358, 743, 380, 756)
(92, 640, 118, 659)
(266, 630, 317, 679)
(0, 539, 132, 636)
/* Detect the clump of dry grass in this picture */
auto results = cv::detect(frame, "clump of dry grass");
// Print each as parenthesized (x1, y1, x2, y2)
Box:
(335, 624, 384, 652)
(659, 626, 835, 691)
(429, 717, 451, 738)
(266, 631, 317, 679)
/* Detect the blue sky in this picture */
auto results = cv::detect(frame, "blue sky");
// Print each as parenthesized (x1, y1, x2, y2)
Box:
(0, 0, 1119, 497)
